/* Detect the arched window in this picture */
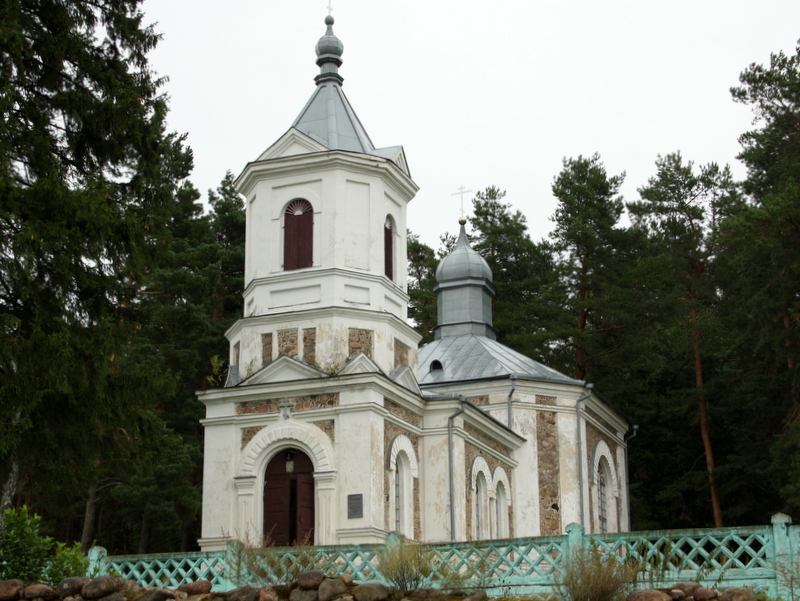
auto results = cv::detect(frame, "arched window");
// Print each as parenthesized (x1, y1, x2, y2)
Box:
(598, 458, 609, 533)
(475, 472, 489, 540)
(284, 200, 313, 271)
(384, 216, 395, 280)
(395, 451, 410, 535)
(387, 435, 418, 538)
(495, 481, 508, 538)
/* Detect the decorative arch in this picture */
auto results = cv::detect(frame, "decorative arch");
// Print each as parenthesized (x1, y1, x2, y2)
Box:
(470, 456, 494, 540)
(384, 214, 396, 281)
(492, 467, 511, 539)
(470, 456, 495, 496)
(387, 434, 418, 538)
(284, 199, 313, 270)
(241, 419, 336, 477)
(590, 439, 620, 533)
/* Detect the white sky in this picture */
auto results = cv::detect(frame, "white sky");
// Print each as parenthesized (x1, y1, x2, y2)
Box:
(141, 0, 800, 248)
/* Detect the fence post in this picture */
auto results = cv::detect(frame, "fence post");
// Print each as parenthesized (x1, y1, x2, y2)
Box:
(565, 522, 586, 558)
(771, 513, 793, 600)
(86, 546, 108, 577)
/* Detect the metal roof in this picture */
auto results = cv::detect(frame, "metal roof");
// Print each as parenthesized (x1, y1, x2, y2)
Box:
(417, 334, 583, 387)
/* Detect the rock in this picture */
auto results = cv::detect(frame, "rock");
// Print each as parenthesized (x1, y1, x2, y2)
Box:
(224, 588, 255, 601)
(423, 592, 441, 600)
(673, 584, 702, 596)
(352, 584, 389, 601)
(57, 579, 92, 598)
(719, 589, 757, 601)
(408, 590, 426, 600)
(289, 589, 317, 601)
(23, 586, 58, 600)
(669, 591, 685, 601)
(272, 585, 293, 599)
(627, 590, 672, 601)
(179, 584, 212, 596)
(340, 576, 353, 588)
(467, 592, 487, 601)
(297, 573, 325, 591)
(136, 589, 175, 601)
(317, 580, 347, 601)
(0, 581, 25, 601)
(694, 587, 718, 601)
(388, 590, 403, 601)
(243, 591, 261, 601)
(82, 578, 127, 600)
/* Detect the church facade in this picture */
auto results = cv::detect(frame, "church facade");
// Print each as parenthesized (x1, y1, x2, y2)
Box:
(197, 16, 630, 552)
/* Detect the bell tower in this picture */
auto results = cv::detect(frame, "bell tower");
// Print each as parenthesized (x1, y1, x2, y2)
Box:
(227, 16, 420, 381)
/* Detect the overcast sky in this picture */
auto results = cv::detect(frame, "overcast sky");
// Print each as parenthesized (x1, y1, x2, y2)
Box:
(141, 0, 800, 248)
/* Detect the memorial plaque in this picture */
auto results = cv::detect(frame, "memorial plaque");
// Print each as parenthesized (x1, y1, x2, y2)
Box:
(347, 494, 363, 519)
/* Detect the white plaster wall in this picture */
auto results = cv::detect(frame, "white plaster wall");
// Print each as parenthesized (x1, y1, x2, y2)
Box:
(557, 410, 582, 530)
(199, 421, 237, 550)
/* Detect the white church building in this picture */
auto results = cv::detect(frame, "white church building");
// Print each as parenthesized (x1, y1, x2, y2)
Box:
(197, 16, 630, 551)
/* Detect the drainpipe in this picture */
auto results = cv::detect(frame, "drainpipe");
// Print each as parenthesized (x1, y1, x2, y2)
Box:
(624, 424, 639, 530)
(448, 396, 468, 541)
(575, 383, 593, 530)
(507, 374, 517, 430)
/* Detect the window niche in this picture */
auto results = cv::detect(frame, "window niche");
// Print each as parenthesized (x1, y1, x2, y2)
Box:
(284, 199, 313, 271)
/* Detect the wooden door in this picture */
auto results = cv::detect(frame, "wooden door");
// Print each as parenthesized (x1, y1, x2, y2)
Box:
(264, 449, 314, 545)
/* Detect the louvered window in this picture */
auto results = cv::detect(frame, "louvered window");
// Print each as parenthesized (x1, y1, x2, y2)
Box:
(284, 200, 313, 270)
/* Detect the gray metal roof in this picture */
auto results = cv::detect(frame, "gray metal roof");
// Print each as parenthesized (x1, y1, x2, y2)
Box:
(293, 82, 376, 154)
(417, 334, 583, 387)
(435, 224, 493, 283)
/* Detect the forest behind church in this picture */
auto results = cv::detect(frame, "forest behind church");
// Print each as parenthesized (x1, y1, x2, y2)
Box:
(1, 0, 799, 553)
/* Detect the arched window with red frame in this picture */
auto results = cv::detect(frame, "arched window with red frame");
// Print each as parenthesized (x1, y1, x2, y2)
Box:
(284, 200, 313, 271)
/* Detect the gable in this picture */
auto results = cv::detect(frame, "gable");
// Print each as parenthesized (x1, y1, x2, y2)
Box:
(257, 128, 328, 161)
(336, 352, 384, 376)
(242, 354, 324, 385)
(390, 365, 421, 395)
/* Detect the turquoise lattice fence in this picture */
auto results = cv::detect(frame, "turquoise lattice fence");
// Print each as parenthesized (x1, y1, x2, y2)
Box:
(89, 513, 798, 598)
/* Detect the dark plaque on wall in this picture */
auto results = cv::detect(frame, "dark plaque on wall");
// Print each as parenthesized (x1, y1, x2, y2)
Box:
(347, 494, 363, 519)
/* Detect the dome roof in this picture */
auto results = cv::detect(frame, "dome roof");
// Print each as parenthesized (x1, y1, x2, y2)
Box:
(315, 16, 344, 60)
(436, 222, 492, 283)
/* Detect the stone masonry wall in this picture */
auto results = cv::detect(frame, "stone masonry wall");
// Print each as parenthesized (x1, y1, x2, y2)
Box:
(537, 410, 561, 535)
(302, 328, 316, 365)
(261, 333, 273, 367)
(236, 393, 340, 415)
(349, 328, 373, 359)
(277, 329, 298, 358)
(394, 339, 409, 370)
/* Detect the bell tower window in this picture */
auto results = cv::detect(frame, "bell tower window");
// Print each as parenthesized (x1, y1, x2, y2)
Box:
(384, 215, 395, 281)
(284, 199, 313, 271)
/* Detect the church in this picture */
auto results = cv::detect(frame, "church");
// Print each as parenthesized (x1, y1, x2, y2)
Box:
(197, 16, 630, 551)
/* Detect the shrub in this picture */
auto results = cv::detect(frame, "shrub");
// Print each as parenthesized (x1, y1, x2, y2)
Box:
(557, 547, 639, 601)
(0, 507, 88, 582)
(227, 531, 330, 586)
(375, 537, 435, 592)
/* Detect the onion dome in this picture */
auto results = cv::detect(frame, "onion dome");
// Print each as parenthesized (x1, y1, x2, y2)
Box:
(315, 16, 344, 84)
(435, 220, 493, 283)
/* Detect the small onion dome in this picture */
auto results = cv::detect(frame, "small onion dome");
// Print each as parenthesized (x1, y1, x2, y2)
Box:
(316, 15, 344, 61)
(436, 222, 493, 283)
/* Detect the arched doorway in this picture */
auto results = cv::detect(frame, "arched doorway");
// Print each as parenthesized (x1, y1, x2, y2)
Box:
(264, 448, 314, 545)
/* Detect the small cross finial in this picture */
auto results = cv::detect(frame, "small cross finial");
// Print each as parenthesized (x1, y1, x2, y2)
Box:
(327, 0, 333, 16)
(451, 186, 473, 222)
(279, 398, 294, 420)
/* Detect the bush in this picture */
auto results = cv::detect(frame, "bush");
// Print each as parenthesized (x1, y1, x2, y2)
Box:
(557, 547, 639, 601)
(0, 506, 88, 582)
(375, 537, 435, 592)
(227, 532, 330, 586)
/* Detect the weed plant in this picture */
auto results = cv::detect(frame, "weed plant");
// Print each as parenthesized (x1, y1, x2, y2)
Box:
(557, 548, 639, 601)
(227, 532, 331, 586)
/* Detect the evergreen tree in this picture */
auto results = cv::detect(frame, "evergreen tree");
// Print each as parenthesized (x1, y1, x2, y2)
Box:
(0, 0, 193, 509)
(407, 232, 438, 344)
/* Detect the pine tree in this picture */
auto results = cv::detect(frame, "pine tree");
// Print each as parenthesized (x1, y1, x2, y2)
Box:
(407, 232, 438, 344)
(0, 0, 193, 509)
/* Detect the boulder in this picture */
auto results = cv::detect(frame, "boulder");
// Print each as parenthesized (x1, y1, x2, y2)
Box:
(23, 586, 58, 600)
(673, 583, 702, 596)
(694, 587, 718, 601)
(719, 589, 757, 601)
(135, 589, 175, 601)
(289, 589, 317, 601)
(0, 581, 25, 601)
(669, 591, 685, 601)
(82, 578, 127, 600)
(258, 590, 278, 601)
(352, 585, 389, 601)
(224, 588, 254, 601)
(467, 592, 487, 601)
(317, 580, 347, 601)
(178, 583, 212, 596)
(57, 579, 93, 598)
(296, 574, 325, 591)
(627, 590, 672, 601)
